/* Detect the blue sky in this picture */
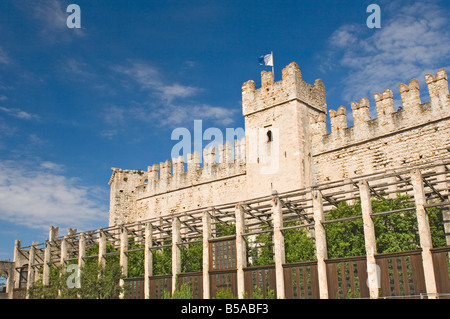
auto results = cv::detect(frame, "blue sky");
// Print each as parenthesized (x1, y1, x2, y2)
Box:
(1, 0, 450, 261)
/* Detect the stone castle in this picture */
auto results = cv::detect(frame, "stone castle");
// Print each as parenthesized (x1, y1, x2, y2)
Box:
(108, 62, 450, 227)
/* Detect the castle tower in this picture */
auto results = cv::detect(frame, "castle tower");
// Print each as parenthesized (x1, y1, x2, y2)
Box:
(108, 168, 146, 226)
(242, 62, 327, 198)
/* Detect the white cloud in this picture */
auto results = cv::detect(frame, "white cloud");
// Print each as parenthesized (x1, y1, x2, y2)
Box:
(112, 62, 160, 89)
(0, 47, 11, 65)
(24, 0, 85, 42)
(106, 61, 237, 129)
(155, 103, 236, 127)
(0, 117, 18, 138)
(62, 58, 93, 78)
(0, 160, 107, 231)
(34, 0, 67, 31)
(329, 25, 360, 49)
(323, 1, 450, 108)
(103, 105, 126, 125)
(113, 61, 200, 103)
(0, 106, 39, 120)
(100, 129, 118, 139)
(159, 83, 200, 103)
(184, 60, 197, 68)
(40, 161, 65, 172)
(104, 102, 236, 129)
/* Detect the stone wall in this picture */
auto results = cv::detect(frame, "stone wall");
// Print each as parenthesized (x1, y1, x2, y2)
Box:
(109, 139, 246, 224)
(108, 63, 450, 227)
(310, 68, 450, 183)
(135, 173, 247, 222)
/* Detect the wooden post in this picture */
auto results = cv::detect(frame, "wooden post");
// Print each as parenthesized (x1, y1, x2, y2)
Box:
(312, 189, 329, 299)
(386, 169, 398, 199)
(5, 261, 14, 299)
(172, 217, 181, 294)
(60, 236, 68, 268)
(271, 195, 286, 299)
(42, 226, 58, 286)
(26, 242, 37, 298)
(78, 233, 86, 269)
(235, 204, 247, 299)
(144, 222, 153, 299)
(120, 226, 128, 277)
(42, 241, 50, 286)
(98, 229, 106, 269)
(119, 226, 128, 298)
(57, 236, 69, 297)
(410, 169, 438, 299)
(358, 180, 380, 298)
(344, 178, 355, 204)
(202, 211, 212, 299)
(436, 160, 450, 246)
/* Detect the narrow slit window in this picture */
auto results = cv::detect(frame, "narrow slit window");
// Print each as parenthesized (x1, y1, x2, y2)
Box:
(267, 130, 273, 142)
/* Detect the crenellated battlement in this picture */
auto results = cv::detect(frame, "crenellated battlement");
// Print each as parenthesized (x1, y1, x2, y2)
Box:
(132, 138, 246, 199)
(109, 168, 145, 186)
(242, 62, 327, 116)
(311, 68, 450, 154)
(108, 62, 450, 227)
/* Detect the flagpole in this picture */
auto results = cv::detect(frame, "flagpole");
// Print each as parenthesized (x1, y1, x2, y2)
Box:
(271, 51, 274, 80)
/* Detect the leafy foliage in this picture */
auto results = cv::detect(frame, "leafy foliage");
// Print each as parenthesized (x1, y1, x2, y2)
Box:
(248, 195, 446, 263)
(181, 241, 203, 273)
(244, 286, 275, 299)
(163, 281, 193, 299)
(248, 224, 274, 266)
(248, 221, 316, 266)
(215, 223, 236, 237)
(325, 195, 446, 258)
(127, 239, 145, 278)
(324, 201, 366, 258)
(28, 261, 124, 299)
(213, 286, 237, 299)
(283, 222, 316, 263)
(152, 239, 172, 276)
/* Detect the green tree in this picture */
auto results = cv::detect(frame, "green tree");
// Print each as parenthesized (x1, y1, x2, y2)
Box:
(248, 224, 274, 266)
(284, 222, 316, 263)
(249, 221, 316, 266)
(77, 261, 124, 299)
(163, 281, 193, 299)
(127, 239, 145, 278)
(152, 239, 172, 276)
(215, 223, 236, 237)
(324, 201, 366, 258)
(247, 195, 446, 264)
(213, 286, 237, 299)
(28, 261, 124, 299)
(180, 241, 203, 273)
(244, 286, 275, 299)
(373, 197, 446, 252)
(325, 195, 447, 258)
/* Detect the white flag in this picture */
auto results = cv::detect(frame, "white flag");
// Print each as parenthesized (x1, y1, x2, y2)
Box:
(259, 53, 273, 67)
